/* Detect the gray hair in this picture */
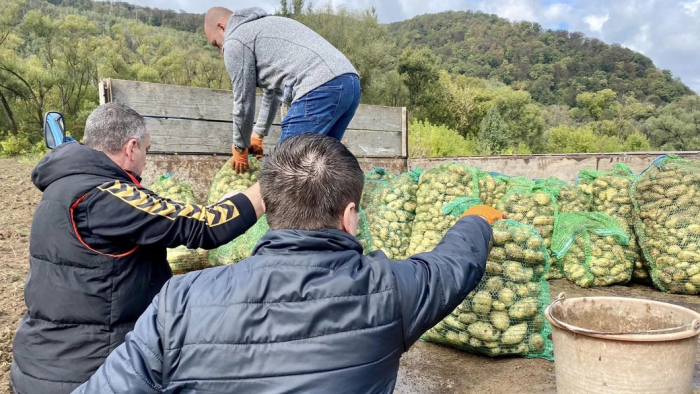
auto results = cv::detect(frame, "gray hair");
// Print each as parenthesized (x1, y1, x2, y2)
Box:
(83, 103, 148, 153)
(260, 133, 364, 231)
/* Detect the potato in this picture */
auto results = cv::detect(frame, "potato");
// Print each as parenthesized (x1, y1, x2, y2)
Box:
(501, 323, 528, 345)
(509, 298, 538, 320)
(472, 291, 493, 315)
(491, 311, 511, 331)
(468, 322, 501, 342)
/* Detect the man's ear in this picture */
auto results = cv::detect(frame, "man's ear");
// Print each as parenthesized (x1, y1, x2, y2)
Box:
(124, 139, 138, 162)
(341, 202, 358, 236)
(261, 199, 266, 213)
(217, 21, 226, 32)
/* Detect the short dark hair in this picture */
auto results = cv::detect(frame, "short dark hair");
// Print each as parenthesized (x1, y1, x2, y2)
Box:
(83, 103, 147, 154)
(260, 134, 364, 230)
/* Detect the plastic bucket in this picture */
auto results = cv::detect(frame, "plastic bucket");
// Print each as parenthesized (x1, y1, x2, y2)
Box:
(545, 293, 700, 394)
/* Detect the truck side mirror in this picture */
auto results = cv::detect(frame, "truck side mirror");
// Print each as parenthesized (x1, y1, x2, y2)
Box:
(44, 111, 66, 149)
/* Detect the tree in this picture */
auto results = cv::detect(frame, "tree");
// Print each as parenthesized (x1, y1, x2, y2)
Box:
(573, 89, 617, 121)
(643, 96, 700, 150)
(477, 106, 509, 155)
(398, 47, 440, 107)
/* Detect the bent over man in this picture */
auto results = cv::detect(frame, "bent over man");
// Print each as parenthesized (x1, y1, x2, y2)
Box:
(10, 103, 263, 394)
(73, 133, 504, 394)
(204, 7, 361, 173)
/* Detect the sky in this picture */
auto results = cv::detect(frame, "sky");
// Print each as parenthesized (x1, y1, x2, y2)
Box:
(117, 0, 700, 93)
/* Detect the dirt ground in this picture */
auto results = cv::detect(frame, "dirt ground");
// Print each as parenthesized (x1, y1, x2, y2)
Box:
(0, 157, 699, 394)
(0, 159, 41, 394)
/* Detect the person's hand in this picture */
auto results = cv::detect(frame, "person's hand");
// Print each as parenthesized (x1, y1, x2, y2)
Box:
(250, 134, 264, 159)
(231, 144, 249, 174)
(461, 205, 507, 225)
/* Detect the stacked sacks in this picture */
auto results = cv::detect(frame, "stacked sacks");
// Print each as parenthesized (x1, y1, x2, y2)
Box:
(578, 164, 647, 283)
(552, 212, 633, 287)
(207, 157, 268, 266)
(406, 163, 480, 255)
(363, 170, 421, 259)
(149, 174, 209, 275)
(632, 155, 700, 294)
(422, 219, 553, 359)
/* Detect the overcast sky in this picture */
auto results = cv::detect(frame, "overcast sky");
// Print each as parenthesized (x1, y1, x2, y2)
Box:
(117, 0, 700, 93)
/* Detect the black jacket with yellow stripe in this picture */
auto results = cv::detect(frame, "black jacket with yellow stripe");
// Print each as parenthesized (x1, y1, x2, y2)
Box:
(10, 142, 257, 394)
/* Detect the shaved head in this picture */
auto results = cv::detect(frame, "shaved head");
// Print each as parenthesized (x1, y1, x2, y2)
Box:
(204, 7, 233, 55)
(204, 7, 232, 28)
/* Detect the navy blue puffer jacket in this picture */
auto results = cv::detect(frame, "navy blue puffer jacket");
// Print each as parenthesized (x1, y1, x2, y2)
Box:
(73, 216, 492, 394)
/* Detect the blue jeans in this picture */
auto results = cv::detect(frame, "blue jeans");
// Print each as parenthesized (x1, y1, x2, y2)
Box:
(279, 73, 361, 143)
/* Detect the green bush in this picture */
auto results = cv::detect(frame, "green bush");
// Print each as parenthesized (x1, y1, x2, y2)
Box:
(409, 119, 477, 158)
(0, 135, 33, 157)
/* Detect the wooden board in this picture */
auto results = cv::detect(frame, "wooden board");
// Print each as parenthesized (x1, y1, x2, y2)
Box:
(144, 118, 403, 157)
(105, 78, 404, 132)
(109, 79, 281, 123)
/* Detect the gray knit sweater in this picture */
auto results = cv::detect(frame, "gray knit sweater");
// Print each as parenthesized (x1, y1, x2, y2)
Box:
(223, 8, 358, 149)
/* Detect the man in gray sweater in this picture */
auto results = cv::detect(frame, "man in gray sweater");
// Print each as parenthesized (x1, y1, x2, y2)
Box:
(204, 7, 361, 173)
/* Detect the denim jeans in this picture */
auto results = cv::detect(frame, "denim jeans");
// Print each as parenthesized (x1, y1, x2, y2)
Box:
(279, 73, 361, 143)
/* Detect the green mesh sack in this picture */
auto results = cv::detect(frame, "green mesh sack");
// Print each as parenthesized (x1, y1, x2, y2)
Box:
(577, 163, 648, 283)
(207, 156, 265, 266)
(363, 170, 421, 259)
(406, 163, 480, 255)
(421, 219, 553, 360)
(552, 212, 633, 287)
(149, 174, 209, 274)
(209, 215, 269, 266)
(207, 156, 261, 204)
(361, 167, 397, 210)
(632, 155, 700, 294)
(495, 185, 561, 279)
(476, 171, 508, 208)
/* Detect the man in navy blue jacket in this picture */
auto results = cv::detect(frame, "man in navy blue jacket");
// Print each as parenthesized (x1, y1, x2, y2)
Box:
(73, 133, 504, 394)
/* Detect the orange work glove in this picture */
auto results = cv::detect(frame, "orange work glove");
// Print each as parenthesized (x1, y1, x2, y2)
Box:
(461, 205, 507, 225)
(249, 135, 264, 159)
(231, 144, 250, 174)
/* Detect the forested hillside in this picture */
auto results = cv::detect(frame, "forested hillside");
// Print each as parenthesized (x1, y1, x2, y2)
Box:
(0, 0, 698, 157)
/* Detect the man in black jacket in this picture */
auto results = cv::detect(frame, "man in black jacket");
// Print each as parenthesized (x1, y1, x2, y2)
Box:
(72, 133, 504, 394)
(10, 103, 263, 394)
